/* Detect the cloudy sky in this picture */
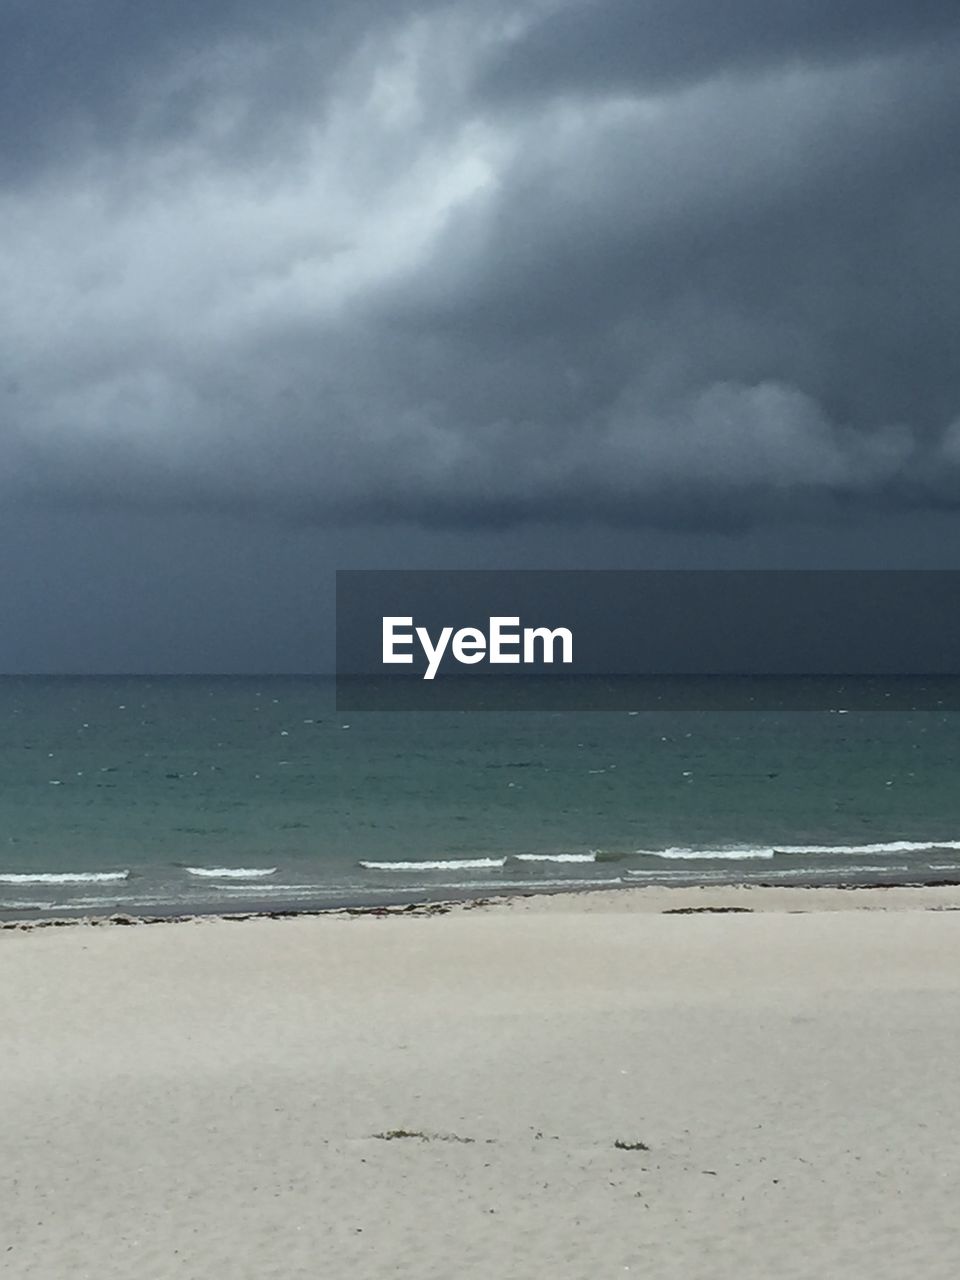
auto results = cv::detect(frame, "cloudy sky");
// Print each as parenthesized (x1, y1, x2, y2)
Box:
(3, 1, 960, 670)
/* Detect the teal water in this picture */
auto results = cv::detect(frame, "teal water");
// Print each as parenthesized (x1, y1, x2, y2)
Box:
(2, 676, 960, 917)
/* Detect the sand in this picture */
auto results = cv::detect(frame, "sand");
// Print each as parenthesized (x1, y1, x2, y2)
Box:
(2, 885, 960, 1278)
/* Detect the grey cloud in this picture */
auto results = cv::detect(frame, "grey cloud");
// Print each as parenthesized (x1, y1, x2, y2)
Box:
(478, 0, 960, 102)
(411, 46, 960, 430)
(2, 1, 960, 534)
(0, 0, 437, 180)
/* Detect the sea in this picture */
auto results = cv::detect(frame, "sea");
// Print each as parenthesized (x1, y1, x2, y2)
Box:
(2, 676, 960, 919)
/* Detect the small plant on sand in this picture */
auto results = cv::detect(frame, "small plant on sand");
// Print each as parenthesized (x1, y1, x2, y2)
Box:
(614, 1139, 650, 1151)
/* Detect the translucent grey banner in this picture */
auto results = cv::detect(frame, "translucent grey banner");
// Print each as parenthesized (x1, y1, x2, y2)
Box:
(335, 570, 960, 711)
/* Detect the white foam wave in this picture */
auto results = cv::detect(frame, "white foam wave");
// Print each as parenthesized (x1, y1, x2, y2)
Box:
(621, 868, 748, 881)
(772, 840, 960, 855)
(427, 877, 601, 892)
(803, 864, 911, 875)
(512, 853, 597, 864)
(213, 883, 324, 893)
(359, 858, 507, 872)
(622, 863, 912, 881)
(0, 870, 130, 885)
(184, 866, 277, 879)
(40, 895, 169, 909)
(0, 900, 63, 910)
(639, 847, 775, 861)
(636, 839, 960, 862)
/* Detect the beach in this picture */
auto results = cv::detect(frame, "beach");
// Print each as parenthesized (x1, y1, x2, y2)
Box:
(3, 886, 960, 1278)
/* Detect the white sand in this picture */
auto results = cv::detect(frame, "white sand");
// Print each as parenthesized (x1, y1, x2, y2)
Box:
(3, 885, 960, 1278)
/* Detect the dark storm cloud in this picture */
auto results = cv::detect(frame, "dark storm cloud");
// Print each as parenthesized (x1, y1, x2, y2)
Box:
(0, 1, 434, 177)
(413, 43, 960, 430)
(479, 0, 960, 101)
(3, 0, 960, 532)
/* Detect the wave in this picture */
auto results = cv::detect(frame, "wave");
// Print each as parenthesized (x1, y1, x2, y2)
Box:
(393, 876, 601, 891)
(184, 866, 277, 879)
(798, 864, 911, 875)
(0, 870, 130, 885)
(621, 863, 913, 881)
(359, 858, 507, 872)
(211, 882, 324, 893)
(639, 847, 775, 861)
(622, 868, 759, 881)
(512, 853, 598, 864)
(771, 840, 960, 856)
(635, 839, 960, 862)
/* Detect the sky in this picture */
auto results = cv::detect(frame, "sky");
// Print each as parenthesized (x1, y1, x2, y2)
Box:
(3, 1, 960, 671)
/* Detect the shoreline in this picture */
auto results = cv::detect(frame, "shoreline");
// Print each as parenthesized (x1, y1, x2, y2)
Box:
(4, 877, 960, 931)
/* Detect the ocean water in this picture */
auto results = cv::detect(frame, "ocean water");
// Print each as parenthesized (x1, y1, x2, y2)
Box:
(2, 676, 960, 918)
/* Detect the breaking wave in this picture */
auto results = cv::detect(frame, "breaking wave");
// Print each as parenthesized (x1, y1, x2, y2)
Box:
(637, 840, 960, 861)
(184, 866, 277, 879)
(621, 863, 914, 881)
(511, 853, 598, 864)
(640, 847, 775, 861)
(0, 870, 130, 885)
(359, 858, 507, 872)
(771, 840, 960, 855)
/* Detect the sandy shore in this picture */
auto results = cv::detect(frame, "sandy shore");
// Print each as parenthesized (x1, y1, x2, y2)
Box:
(3, 885, 960, 1278)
